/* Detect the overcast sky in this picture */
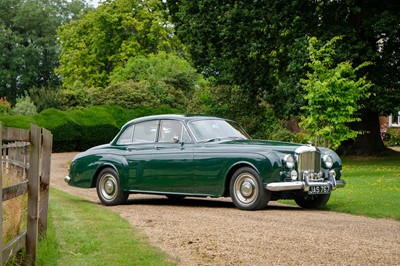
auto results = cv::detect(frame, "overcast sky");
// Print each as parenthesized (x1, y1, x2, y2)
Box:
(87, 0, 100, 7)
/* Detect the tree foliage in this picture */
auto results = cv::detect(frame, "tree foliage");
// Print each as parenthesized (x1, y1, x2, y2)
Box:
(300, 37, 372, 149)
(168, 0, 400, 153)
(108, 52, 201, 109)
(0, 0, 88, 103)
(57, 0, 184, 89)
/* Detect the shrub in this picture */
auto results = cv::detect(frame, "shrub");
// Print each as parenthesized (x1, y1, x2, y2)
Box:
(0, 97, 11, 115)
(89, 81, 159, 109)
(1, 105, 184, 152)
(12, 94, 37, 116)
(0, 115, 34, 129)
(68, 106, 122, 150)
(34, 108, 82, 152)
(385, 128, 400, 146)
(29, 86, 63, 112)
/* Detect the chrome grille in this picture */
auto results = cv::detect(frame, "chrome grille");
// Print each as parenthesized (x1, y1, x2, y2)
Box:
(296, 147, 321, 180)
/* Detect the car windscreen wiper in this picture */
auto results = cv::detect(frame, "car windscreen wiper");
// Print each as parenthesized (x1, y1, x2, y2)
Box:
(204, 138, 221, 143)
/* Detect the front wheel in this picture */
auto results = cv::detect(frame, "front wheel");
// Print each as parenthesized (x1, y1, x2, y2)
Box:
(96, 168, 129, 206)
(230, 167, 270, 210)
(294, 193, 331, 209)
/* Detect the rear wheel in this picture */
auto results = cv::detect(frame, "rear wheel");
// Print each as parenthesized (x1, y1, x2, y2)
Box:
(96, 168, 129, 206)
(230, 167, 270, 210)
(294, 193, 331, 209)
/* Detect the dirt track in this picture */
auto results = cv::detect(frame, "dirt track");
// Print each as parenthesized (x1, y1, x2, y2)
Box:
(50, 152, 400, 266)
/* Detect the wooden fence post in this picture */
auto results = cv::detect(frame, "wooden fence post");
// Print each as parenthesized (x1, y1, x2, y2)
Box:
(39, 128, 52, 237)
(26, 124, 41, 265)
(0, 124, 3, 266)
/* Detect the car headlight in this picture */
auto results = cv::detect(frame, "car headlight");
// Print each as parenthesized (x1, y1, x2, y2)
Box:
(283, 154, 295, 169)
(323, 154, 333, 168)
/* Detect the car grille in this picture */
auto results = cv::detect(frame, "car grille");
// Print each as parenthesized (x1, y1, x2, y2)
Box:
(297, 150, 321, 180)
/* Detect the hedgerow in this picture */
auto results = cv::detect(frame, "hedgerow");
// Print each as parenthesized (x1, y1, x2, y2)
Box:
(0, 105, 181, 152)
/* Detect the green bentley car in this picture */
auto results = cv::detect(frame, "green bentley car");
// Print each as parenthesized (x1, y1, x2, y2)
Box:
(65, 114, 345, 210)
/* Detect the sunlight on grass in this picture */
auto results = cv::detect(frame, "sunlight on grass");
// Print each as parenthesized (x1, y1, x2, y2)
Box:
(325, 156, 400, 220)
(38, 189, 177, 266)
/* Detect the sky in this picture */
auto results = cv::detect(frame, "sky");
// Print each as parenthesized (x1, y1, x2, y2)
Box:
(87, 0, 100, 7)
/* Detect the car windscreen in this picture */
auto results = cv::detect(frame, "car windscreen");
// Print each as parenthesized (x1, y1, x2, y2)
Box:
(188, 119, 249, 142)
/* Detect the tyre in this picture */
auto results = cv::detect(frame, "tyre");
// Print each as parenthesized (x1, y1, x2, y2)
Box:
(96, 168, 129, 206)
(294, 193, 331, 209)
(230, 167, 270, 210)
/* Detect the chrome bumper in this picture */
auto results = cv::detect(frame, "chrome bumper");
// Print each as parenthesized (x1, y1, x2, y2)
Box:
(266, 178, 346, 192)
(64, 176, 71, 184)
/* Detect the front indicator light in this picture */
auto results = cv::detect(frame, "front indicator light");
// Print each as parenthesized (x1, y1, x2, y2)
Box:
(291, 170, 298, 181)
(329, 170, 336, 178)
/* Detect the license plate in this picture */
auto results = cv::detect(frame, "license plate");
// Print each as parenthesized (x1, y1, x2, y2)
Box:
(308, 185, 331, 195)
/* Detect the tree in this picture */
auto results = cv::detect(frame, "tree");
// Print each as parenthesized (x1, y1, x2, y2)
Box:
(0, 0, 89, 103)
(300, 37, 372, 149)
(108, 52, 201, 109)
(167, 0, 400, 154)
(56, 0, 184, 89)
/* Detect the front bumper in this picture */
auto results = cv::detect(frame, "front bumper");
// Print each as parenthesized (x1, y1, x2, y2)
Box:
(64, 176, 71, 184)
(266, 174, 346, 192)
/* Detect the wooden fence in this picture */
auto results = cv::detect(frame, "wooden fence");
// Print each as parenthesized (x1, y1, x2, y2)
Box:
(0, 124, 52, 265)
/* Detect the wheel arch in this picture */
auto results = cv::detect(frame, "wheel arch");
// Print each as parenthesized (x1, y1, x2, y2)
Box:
(223, 161, 261, 196)
(90, 163, 121, 188)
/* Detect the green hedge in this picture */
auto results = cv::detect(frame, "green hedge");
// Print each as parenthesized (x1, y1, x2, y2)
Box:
(0, 105, 181, 152)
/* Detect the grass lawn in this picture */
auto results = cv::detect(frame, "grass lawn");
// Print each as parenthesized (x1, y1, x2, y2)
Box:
(37, 189, 177, 266)
(322, 155, 400, 220)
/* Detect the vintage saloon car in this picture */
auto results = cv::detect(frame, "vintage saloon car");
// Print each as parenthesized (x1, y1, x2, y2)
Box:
(65, 114, 345, 210)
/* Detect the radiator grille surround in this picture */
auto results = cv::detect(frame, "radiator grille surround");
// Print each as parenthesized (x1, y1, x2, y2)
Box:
(295, 145, 321, 180)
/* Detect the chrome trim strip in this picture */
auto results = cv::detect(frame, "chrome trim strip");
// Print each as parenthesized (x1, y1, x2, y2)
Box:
(266, 181, 304, 191)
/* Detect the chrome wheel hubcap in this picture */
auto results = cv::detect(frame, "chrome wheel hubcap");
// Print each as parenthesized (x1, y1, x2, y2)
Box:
(105, 180, 115, 195)
(234, 173, 259, 205)
(99, 174, 118, 201)
(241, 181, 254, 197)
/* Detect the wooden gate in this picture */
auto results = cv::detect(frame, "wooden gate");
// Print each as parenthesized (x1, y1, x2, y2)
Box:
(0, 124, 52, 265)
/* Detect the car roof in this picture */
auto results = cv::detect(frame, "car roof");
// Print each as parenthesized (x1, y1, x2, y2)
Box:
(122, 114, 228, 127)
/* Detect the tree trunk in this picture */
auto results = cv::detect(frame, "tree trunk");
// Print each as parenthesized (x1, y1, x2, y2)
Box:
(338, 108, 386, 155)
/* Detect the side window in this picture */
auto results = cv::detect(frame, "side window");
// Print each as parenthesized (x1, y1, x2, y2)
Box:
(117, 125, 134, 144)
(159, 120, 182, 143)
(182, 126, 192, 143)
(158, 120, 193, 143)
(132, 121, 158, 143)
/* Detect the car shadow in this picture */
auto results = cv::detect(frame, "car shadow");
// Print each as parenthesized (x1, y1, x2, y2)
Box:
(122, 195, 302, 211)
(125, 196, 235, 209)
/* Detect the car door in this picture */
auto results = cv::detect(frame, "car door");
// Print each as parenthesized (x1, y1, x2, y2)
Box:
(121, 120, 158, 190)
(147, 120, 194, 193)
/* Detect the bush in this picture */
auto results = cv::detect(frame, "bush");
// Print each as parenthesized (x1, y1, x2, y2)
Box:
(12, 94, 37, 116)
(0, 115, 34, 129)
(34, 108, 82, 152)
(68, 106, 122, 150)
(0, 105, 183, 152)
(0, 97, 11, 115)
(385, 128, 400, 146)
(89, 81, 159, 109)
(29, 86, 63, 112)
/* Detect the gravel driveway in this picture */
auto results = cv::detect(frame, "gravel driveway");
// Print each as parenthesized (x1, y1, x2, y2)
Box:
(51, 153, 400, 266)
